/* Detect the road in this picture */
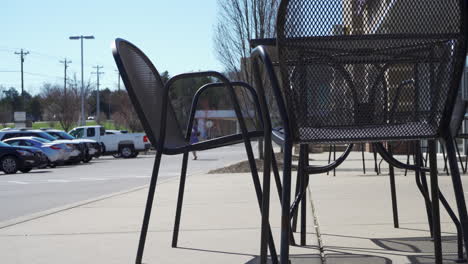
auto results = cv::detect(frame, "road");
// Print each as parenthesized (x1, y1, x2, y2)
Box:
(0, 143, 257, 222)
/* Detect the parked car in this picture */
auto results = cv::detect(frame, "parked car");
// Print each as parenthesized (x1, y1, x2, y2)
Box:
(69, 126, 151, 158)
(40, 128, 102, 160)
(3, 137, 72, 167)
(0, 141, 47, 174)
(0, 128, 83, 163)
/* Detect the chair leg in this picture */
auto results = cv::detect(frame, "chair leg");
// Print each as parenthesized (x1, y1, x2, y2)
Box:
(300, 145, 309, 246)
(362, 143, 366, 174)
(439, 189, 465, 262)
(415, 141, 434, 237)
(272, 150, 283, 203)
(404, 143, 410, 177)
(280, 142, 293, 264)
(243, 139, 278, 264)
(290, 145, 308, 246)
(445, 136, 468, 261)
(171, 151, 189, 248)
(327, 145, 332, 176)
(136, 151, 163, 264)
(292, 164, 301, 232)
(428, 140, 442, 264)
(260, 138, 272, 264)
(441, 143, 449, 175)
(373, 149, 380, 175)
(454, 140, 466, 174)
(464, 143, 468, 174)
(388, 144, 399, 228)
(333, 145, 336, 176)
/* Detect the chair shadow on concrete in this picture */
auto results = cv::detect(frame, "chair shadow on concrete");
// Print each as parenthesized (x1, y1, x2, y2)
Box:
(371, 236, 458, 254)
(245, 254, 322, 264)
(314, 233, 461, 263)
(324, 253, 392, 264)
(372, 236, 462, 263)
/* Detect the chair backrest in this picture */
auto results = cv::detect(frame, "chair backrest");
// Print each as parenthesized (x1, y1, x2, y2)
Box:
(112, 39, 186, 148)
(276, 0, 467, 143)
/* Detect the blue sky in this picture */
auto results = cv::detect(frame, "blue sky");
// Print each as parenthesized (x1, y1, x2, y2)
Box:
(1, 0, 222, 95)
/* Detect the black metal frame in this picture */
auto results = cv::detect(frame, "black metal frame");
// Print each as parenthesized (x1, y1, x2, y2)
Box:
(250, 0, 468, 262)
(112, 38, 279, 264)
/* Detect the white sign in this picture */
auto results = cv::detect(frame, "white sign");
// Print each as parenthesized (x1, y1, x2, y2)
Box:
(205, 120, 213, 128)
(14, 112, 26, 122)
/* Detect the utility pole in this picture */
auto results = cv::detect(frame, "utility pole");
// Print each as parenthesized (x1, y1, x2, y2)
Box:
(92, 65, 104, 123)
(115, 69, 121, 91)
(14, 49, 29, 109)
(59, 58, 72, 96)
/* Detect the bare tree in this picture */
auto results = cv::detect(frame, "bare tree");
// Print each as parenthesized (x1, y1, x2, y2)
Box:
(214, 0, 279, 158)
(214, 0, 278, 83)
(40, 82, 80, 131)
(111, 91, 143, 132)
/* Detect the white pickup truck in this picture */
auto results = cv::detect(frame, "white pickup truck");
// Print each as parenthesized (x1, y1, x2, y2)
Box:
(68, 126, 151, 158)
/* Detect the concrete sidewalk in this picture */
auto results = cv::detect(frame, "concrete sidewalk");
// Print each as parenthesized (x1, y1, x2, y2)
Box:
(0, 151, 467, 264)
(0, 171, 318, 264)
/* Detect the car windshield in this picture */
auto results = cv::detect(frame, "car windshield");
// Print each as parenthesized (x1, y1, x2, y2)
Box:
(47, 131, 75, 140)
(32, 137, 51, 143)
(35, 132, 57, 141)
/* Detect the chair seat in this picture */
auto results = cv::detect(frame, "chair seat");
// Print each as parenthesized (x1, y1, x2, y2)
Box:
(272, 122, 437, 144)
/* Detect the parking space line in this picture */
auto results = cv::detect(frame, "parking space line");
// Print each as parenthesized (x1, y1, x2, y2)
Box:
(7, 181, 29, 185)
(47, 179, 70, 183)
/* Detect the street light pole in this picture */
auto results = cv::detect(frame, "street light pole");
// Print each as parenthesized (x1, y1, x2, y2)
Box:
(69, 35, 94, 126)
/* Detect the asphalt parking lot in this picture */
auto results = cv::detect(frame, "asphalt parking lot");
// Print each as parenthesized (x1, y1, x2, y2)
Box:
(0, 143, 256, 223)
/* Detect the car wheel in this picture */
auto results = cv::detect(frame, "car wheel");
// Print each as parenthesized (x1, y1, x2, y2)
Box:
(131, 151, 139, 158)
(83, 155, 92, 163)
(20, 168, 32, 173)
(2, 156, 18, 174)
(120, 146, 133, 158)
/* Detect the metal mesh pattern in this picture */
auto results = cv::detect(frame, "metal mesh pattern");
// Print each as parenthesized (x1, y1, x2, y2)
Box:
(276, 0, 467, 143)
(114, 40, 186, 148)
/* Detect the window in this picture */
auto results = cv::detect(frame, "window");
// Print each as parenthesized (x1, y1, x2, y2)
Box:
(21, 141, 33, 147)
(2, 133, 20, 140)
(70, 128, 84, 138)
(100, 127, 105, 136)
(7, 140, 20, 146)
(87, 128, 95, 137)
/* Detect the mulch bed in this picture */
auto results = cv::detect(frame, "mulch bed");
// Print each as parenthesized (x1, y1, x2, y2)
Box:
(208, 152, 300, 174)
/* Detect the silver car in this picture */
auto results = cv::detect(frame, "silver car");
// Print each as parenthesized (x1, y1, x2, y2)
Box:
(3, 137, 72, 166)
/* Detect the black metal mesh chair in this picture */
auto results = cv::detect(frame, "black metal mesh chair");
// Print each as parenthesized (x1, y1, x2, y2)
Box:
(251, 1, 468, 263)
(112, 38, 280, 264)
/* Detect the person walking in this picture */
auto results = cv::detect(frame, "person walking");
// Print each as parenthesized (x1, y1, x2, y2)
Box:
(190, 126, 199, 160)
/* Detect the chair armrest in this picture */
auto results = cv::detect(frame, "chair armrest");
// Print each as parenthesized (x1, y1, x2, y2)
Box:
(186, 81, 264, 140)
(164, 71, 251, 142)
(251, 45, 292, 143)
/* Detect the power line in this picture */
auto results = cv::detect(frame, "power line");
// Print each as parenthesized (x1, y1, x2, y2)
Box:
(24, 71, 62, 79)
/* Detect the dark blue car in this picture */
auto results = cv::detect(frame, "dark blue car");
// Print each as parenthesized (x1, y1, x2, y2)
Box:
(0, 141, 47, 174)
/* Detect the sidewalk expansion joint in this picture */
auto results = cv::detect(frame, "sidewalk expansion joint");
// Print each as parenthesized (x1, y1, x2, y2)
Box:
(308, 185, 326, 264)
